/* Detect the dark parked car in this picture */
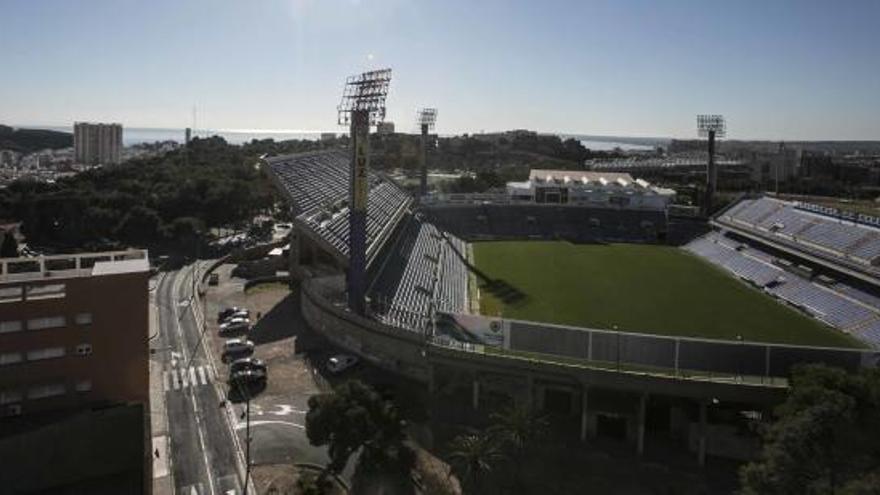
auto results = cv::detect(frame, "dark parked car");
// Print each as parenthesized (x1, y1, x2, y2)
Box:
(229, 357, 267, 375)
(229, 368, 267, 387)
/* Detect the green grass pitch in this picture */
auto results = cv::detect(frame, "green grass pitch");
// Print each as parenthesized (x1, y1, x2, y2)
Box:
(472, 241, 862, 348)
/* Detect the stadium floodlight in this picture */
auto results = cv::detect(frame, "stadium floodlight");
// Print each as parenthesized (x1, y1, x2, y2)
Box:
(337, 68, 392, 126)
(338, 68, 392, 316)
(697, 114, 726, 216)
(417, 108, 438, 129)
(697, 114, 726, 138)
(416, 108, 438, 198)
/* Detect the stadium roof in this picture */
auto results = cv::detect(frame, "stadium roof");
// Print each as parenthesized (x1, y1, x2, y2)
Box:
(262, 149, 412, 266)
(529, 169, 635, 185)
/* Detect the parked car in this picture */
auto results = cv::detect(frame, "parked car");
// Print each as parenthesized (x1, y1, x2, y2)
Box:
(220, 309, 251, 324)
(217, 307, 246, 323)
(229, 368, 267, 387)
(229, 357, 267, 375)
(219, 317, 250, 334)
(327, 354, 359, 374)
(222, 338, 254, 362)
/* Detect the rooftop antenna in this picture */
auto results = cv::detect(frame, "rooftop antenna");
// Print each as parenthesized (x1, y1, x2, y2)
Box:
(416, 108, 437, 198)
(337, 68, 392, 315)
(697, 114, 726, 216)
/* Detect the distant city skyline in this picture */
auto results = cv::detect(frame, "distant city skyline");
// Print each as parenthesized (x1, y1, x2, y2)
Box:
(2, 0, 879, 141)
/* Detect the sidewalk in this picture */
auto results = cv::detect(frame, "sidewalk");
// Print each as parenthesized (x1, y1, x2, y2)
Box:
(149, 285, 174, 495)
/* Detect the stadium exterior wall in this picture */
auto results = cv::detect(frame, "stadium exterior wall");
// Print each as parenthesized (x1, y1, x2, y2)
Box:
(505, 319, 877, 379)
(301, 277, 791, 405)
(301, 276, 431, 382)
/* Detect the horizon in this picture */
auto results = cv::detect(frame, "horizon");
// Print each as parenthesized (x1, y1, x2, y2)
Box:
(12, 123, 880, 144)
(2, 1, 879, 141)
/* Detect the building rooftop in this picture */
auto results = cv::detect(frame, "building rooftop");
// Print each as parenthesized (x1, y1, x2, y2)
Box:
(529, 169, 635, 184)
(0, 250, 149, 284)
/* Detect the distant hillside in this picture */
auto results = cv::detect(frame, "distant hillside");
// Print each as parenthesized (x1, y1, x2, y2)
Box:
(0, 125, 73, 153)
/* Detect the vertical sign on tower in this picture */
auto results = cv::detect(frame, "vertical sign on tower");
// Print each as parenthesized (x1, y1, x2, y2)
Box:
(338, 68, 392, 315)
(352, 114, 369, 210)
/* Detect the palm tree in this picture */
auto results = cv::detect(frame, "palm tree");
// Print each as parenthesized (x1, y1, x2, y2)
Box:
(489, 406, 548, 452)
(448, 431, 506, 494)
(488, 406, 549, 490)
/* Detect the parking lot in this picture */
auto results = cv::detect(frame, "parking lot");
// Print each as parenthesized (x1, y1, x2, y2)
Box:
(202, 262, 432, 487)
(203, 264, 330, 469)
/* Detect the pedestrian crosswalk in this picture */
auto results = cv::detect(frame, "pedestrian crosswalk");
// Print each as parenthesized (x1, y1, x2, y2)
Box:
(163, 365, 215, 392)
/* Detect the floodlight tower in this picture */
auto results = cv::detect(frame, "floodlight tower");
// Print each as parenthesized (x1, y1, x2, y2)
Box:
(697, 114, 726, 216)
(337, 68, 392, 315)
(416, 108, 437, 198)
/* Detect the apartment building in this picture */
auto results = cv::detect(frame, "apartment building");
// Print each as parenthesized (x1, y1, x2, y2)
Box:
(74, 122, 123, 165)
(0, 250, 151, 493)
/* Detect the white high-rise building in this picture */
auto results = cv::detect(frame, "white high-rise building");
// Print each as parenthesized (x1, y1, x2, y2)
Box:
(74, 122, 122, 165)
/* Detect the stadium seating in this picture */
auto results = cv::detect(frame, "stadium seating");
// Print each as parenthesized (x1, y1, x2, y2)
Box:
(686, 231, 880, 348)
(264, 150, 412, 261)
(718, 197, 880, 270)
(368, 215, 469, 332)
(423, 204, 667, 242)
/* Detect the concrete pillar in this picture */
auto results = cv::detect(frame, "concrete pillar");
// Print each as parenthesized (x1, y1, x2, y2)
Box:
(637, 393, 648, 456)
(580, 385, 589, 442)
(287, 229, 299, 281)
(698, 401, 708, 467)
(472, 378, 480, 410)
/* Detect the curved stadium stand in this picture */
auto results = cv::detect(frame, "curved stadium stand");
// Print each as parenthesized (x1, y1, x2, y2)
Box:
(691, 199, 880, 348)
(717, 196, 880, 279)
(367, 213, 469, 333)
(263, 149, 412, 264)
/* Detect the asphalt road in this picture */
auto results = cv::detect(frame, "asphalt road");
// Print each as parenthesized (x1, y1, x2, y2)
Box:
(156, 268, 243, 495)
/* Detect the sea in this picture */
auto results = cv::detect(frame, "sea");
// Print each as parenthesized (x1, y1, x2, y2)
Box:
(28, 126, 659, 151)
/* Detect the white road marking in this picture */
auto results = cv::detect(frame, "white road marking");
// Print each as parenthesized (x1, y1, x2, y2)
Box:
(270, 404, 307, 416)
(171, 350, 182, 367)
(198, 366, 208, 385)
(190, 366, 198, 386)
(172, 369, 181, 390)
(181, 366, 189, 387)
(235, 419, 305, 430)
(163, 370, 170, 392)
(183, 483, 203, 495)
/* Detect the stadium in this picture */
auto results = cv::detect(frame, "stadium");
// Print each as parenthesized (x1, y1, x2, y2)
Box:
(263, 146, 880, 462)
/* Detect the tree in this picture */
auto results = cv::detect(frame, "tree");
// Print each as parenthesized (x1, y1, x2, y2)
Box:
(447, 430, 506, 494)
(487, 406, 548, 490)
(740, 364, 880, 495)
(305, 380, 414, 481)
(0, 232, 17, 257)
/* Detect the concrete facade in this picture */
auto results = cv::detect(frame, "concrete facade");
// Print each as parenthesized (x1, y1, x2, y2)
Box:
(0, 250, 150, 417)
(0, 251, 151, 493)
(300, 275, 787, 463)
(74, 122, 122, 166)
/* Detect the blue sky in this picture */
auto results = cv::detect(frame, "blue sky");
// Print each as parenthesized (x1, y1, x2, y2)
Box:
(2, 0, 878, 140)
